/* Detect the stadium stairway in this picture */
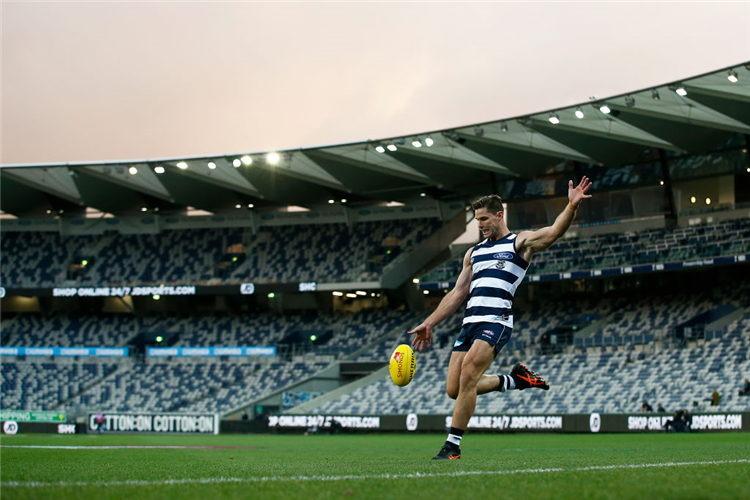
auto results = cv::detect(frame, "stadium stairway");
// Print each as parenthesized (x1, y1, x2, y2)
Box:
(51, 358, 136, 417)
(284, 365, 390, 415)
(220, 314, 420, 418)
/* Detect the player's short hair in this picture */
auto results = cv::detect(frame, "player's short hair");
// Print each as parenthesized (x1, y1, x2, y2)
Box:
(471, 195, 504, 214)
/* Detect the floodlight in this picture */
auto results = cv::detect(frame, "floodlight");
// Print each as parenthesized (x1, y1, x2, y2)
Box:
(728, 71, 739, 83)
(548, 113, 560, 124)
(207, 162, 216, 169)
(600, 105, 611, 114)
(375, 146, 386, 153)
(412, 140, 422, 148)
(575, 108, 584, 119)
(425, 137, 434, 147)
(129, 166, 138, 175)
(386, 144, 397, 152)
(675, 86, 687, 96)
(233, 159, 242, 167)
(266, 152, 280, 165)
(176, 162, 188, 169)
(154, 166, 165, 174)
(241, 155, 252, 166)
(652, 89, 660, 100)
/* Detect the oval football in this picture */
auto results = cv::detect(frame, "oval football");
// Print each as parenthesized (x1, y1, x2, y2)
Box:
(389, 344, 416, 387)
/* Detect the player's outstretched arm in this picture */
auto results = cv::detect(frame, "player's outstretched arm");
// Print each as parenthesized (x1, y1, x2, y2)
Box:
(408, 248, 473, 351)
(517, 176, 593, 259)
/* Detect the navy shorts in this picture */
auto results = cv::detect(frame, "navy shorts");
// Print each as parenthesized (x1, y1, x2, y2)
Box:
(452, 322, 512, 356)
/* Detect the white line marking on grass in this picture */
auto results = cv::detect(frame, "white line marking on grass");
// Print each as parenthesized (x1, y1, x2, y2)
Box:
(2, 459, 748, 488)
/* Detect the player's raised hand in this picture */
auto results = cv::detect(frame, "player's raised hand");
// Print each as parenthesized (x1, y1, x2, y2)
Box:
(569, 176, 593, 206)
(408, 323, 432, 351)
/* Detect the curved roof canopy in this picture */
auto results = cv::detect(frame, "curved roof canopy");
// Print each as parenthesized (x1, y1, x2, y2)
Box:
(2, 63, 748, 218)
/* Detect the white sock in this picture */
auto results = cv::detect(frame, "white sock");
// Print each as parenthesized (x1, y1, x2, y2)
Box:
(498, 374, 516, 392)
(446, 433, 463, 447)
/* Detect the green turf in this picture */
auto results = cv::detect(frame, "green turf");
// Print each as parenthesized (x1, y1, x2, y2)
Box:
(1, 433, 749, 499)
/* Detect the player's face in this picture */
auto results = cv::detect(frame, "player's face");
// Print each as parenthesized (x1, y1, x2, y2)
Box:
(475, 207, 503, 240)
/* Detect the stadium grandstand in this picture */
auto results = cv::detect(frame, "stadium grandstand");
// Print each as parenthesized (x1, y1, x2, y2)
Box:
(2, 62, 750, 434)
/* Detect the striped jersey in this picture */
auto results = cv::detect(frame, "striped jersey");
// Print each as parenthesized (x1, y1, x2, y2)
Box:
(463, 232, 529, 328)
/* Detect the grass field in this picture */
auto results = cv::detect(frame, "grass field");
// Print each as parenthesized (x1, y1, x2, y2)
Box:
(2, 432, 749, 499)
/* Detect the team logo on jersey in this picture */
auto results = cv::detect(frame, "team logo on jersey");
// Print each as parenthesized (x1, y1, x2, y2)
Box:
(495, 261, 506, 270)
(493, 252, 513, 260)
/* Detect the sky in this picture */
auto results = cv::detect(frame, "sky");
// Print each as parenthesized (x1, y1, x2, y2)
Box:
(3, 1, 750, 165)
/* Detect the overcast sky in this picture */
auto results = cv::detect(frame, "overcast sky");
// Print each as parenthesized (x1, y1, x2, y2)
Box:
(3, 1, 749, 165)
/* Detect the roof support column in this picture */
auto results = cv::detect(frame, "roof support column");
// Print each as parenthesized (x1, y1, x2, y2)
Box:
(658, 149, 678, 227)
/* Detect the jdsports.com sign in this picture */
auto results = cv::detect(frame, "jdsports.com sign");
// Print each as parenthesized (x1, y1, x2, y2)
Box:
(88, 412, 219, 434)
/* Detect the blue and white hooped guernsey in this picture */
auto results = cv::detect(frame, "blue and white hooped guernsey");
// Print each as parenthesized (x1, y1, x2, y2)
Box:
(463, 233, 530, 329)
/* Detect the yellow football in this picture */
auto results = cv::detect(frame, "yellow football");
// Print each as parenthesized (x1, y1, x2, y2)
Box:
(389, 344, 416, 387)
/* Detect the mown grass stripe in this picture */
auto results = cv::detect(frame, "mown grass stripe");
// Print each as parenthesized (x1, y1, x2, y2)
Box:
(2, 459, 747, 488)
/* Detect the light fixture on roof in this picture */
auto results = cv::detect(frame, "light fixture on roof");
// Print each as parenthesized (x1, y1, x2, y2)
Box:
(728, 70, 739, 83)
(346, 293, 357, 298)
(241, 155, 252, 166)
(386, 144, 398, 152)
(652, 89, 660, 101)
(232, 159, 242, 168)
(423, 290, 429, 295)
(248, 203, 254, 208)
(412, 139, 422, 148)
(659, 180, 664, 186)
(176, 161, 188, 169)
(690, 196, 696, 204)
(129, 166, 138, 175)
(705, 197, 711, 205)
(356, 291, 367, 296)
(575, 108, 584, 119)
(207, 162, 216, 169)
(412, 278, 419, 284)
(235, 204, 242, 209)
(154, 165, 165, 174)
(341, 199, 347, 203)
(625, 96, 635, 107)
(675, 86, 687, 96)
(332, 291, 343, 296)
(474, 127, 484, 137)
(266, 152, 280, 165)
(425, 137, 434, 147)
(599, 105, 611, 114)
(500, 122, 508, 132)
(420, 192, 426, 197)
(328, 199, 335, 204)
(375, 145, 386, 153)
(141, 207, 148, 212)
(548, 113, 560, 124)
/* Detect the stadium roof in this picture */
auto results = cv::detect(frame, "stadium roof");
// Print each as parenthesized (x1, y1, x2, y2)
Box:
(2, 62, 749, 218)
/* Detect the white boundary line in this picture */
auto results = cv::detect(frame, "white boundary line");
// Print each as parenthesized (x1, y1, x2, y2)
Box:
(2, 459, 747, 488)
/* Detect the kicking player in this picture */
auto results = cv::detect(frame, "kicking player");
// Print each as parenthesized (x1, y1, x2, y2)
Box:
(409, 177, 593, 460)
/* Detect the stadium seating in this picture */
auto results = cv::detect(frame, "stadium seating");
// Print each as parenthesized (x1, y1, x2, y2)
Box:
(0, 218, 444, 287)
(316, 313, 750, 416)
(420, 217, 750, 282)
(0, 360, 119, 411)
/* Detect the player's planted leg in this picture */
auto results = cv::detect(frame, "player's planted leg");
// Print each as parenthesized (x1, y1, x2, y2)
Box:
(433, 341, 496, 460)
